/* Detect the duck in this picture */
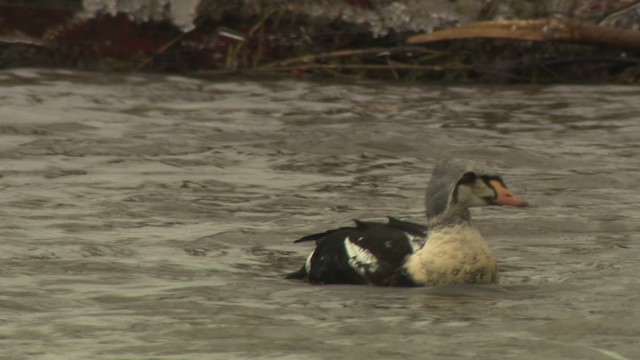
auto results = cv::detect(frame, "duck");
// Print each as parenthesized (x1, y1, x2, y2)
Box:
(286, 158, 528, 287)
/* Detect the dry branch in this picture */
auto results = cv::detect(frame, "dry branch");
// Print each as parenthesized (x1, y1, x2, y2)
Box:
(407, 18, 640, 53)
(257, 63, 467, 71)
(258, 47, 442, 70)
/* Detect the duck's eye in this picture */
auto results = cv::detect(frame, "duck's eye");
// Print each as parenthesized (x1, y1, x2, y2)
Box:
(459, 172, 477, 184)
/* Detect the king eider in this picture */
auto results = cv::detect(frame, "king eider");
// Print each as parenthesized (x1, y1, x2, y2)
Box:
(286, 158, 528, 287)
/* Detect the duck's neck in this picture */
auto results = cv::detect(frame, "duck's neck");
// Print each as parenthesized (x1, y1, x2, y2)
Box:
(427, 205, 471, 230)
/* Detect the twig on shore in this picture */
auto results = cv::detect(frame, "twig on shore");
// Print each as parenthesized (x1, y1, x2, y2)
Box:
(258, 47, 443, 70)
(256, 63, 468, 71)
(407, 17, 640, 53)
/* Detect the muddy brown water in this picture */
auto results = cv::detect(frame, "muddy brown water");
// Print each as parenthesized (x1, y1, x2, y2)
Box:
(0, 69, 638, 359)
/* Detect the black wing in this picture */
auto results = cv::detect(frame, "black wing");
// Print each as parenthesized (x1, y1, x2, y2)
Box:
(287, 218, 427, 286)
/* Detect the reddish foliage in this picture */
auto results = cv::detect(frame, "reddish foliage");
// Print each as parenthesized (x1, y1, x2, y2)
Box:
(55, 14, 181, 58)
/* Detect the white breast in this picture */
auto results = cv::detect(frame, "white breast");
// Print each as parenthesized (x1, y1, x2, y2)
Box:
(404, 225, 498, 286)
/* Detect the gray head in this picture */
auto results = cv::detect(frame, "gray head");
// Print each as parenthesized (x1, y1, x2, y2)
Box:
(425, 158, 527, 227)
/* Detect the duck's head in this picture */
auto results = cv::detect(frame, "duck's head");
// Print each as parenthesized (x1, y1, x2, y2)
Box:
(425, 159, 527, 227)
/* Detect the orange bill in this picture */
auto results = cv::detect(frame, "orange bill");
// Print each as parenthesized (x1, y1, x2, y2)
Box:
(489, 179, 528, 207)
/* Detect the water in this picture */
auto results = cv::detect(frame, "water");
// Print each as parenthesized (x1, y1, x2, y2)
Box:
(0, 69, 638, 359)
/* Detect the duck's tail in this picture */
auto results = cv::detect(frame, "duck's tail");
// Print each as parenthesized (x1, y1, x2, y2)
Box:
(285, 265, 307, 280)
